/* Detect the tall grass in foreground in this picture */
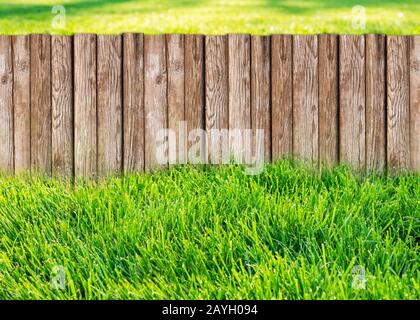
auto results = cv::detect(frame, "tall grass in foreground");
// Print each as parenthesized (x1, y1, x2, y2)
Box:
(0, 161, 418, 299)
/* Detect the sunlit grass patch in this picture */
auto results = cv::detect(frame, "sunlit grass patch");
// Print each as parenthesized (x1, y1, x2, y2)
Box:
(0, 161, 418, 299)
(0, 0, 419, 34)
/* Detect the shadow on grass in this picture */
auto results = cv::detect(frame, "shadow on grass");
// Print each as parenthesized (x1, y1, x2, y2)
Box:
(264, 0, 417, 14)
(0, 0, 203, 19)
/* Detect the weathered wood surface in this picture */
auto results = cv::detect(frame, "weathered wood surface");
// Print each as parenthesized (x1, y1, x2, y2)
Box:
(0, 36, 14, 173)
(12, 36, 30, 173)
(74, 34, 97, 177)
(366, 34, 386, 172)
(185, 35, 205, 164)
(205, 35, 228, 164)
(319, 34, 338, 166)
(167, 34, 185, 165)
(251, 36, 271, 163)
(144, 35, 167, 171)
(123, 33, 145, 173)
(293, 35, 318, 163)
(271, 35, 292, 160)
(339, 35, 365, 170)
(97, 35, 122, 175)
(228, 34, 251, 163)
(0, 34, 418, 176)
(410, 36, 420, 171)
(31, 34, 52, 174)
(387, 36, 410, 172)
(52, 35, 73, 176)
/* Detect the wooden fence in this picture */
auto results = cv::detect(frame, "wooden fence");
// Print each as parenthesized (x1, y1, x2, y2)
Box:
(0, 34, 419, 176)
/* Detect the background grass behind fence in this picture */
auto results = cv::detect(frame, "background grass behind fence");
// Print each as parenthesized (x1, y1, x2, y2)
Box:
(0, 0, 419, 35)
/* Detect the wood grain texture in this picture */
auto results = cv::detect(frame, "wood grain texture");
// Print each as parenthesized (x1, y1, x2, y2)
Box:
(251, 36, 271, 162)
(185, 35, 205, 164)
(167, 34, 185, 164)
(0, 36, 14, 173)
(339, 35, 366, 169)
(97, 35, 122, 176)
(319, 34, 338, 166)
(144, 35, 167, 171)
(123, 33, 144, 173)
(410, 36, 420, 171)
(12, 36, 30, 173)
(271, 35, 292, 160)
(30, 34, 51, 174)
(205, 36, 228, 164)
(366, 34, 386, 172)
(52, 35, 73, 177)
(3, 33, 420, 176)
(293, 35, 318, 163)
(74, 34, 97, 177)
(228, 34, 251, 163)
(387, 36, 410, 171)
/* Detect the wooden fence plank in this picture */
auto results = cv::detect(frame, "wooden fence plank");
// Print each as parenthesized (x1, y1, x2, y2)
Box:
(12, 36, 30, 173)
(387, 36, 410, 172)
(271, 35, 292, 160)
(0, 36, 14, 173)
(30, 34, 51, 174)
(293, 35, 318, 163)
(52, 35, 73, 177)
(167, 34, 185, 165)
(319, 34, 338, 166)
(74, 34, 97, 177)
(144, 35, 167, 171)
(228, 34, 251, 163)
(366, 34, 386, 172)
(97, 35, 122, 176)
(185, 35, 205, 164)
(251, 36, 271, 163)
(123, 33, 144, 173)
(205, 35, 228, 164)
(410, 36, 420, 171)
(339, 35, 365, 169)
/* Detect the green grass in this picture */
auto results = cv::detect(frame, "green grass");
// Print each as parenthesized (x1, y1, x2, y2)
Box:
(0, 161, 418, 299)
(0, 0, 419, 35)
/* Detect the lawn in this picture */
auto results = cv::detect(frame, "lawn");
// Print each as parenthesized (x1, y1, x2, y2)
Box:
(0, 0, 419, 35)
(0, 161, 418, 299)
